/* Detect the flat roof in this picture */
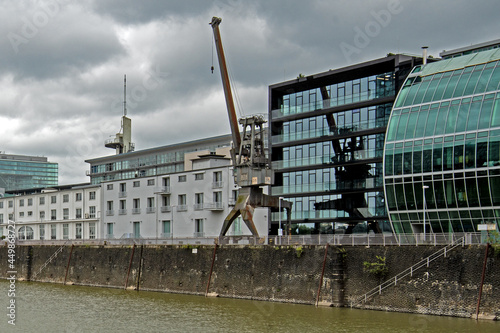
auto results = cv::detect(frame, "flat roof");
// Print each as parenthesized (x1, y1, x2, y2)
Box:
(440, 39, 500, 58)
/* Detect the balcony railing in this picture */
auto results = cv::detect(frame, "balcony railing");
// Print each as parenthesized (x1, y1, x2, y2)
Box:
(176, 205, 188, 212)
(146, 207, 156, 214)
(118, 191, 127, 198)
(118, 209, 127, 215)
(205, 202, 224, 211)
(106, 210, 114, 216)
(194, 203, 204, 211)
(132, 208, 141, 214)
(212, 181, 223, 189)
(161, 206, 172, 213)
(155, 186, 171, 194)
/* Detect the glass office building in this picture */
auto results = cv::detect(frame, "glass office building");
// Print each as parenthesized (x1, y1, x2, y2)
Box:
(0, 154, 58, 192)
(384, 48, 500, 234)
(269, 55, 426, 235)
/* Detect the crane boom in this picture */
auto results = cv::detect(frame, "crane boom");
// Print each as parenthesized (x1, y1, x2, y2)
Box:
(210, 16, 292, 238)
(210, 17, 241, 151)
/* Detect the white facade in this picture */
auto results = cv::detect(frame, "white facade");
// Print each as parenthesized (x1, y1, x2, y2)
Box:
(0, 184, 101, 241)
(101, 151, 268, 240)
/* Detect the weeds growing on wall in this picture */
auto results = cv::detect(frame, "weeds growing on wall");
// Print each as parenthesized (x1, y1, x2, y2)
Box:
(363, 255, 388, 278)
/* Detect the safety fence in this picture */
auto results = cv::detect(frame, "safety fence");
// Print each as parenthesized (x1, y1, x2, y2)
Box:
(6, 232, 492, 247)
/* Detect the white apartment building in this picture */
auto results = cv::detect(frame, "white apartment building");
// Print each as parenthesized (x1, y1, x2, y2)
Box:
(0, 184, 101, 240)
(100, 149, 268, 240)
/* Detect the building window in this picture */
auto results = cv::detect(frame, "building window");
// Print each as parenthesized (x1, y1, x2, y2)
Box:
(40, 211, 45, 220)
(119, 183, 127, 197)
(28, 198, 33, 206)
(133, 221, 141, 238)
(75, 193, 82, 201)
(19, 199, 24, 207)
(8, 214, 13, 221)
(107, 201, 114, 216)
(63, 194, 69, 203)
(178, 175, 186, 182)
(106, 223, 114, 238)
(39, 197, 45, 205)
(28, 211, 33, 217)
(133, 199, 140, 214)
(195, 173, 204, 180)
(89, 191, 96, 200)
(8, 201, 13, 208)
(194, 219, 204, 237)
(18, 226, 34, 240)
(63, 223, 69, 239)
(39, 225, 45, 240)
(51, 209, 57, 220)
(194, 193, 204, 210)
(76, 208, 82, 219)
(63, 208, 69, 220)
(51, 224, 56, 239)
(51, 196, 56, 204)
(163, 177, 170, 186)
(89, 206, 96, 218)
(107, 184, 113, 190)
(75, 223, 82, 239)
(133, 181, 140, 188)
(147, 179, 155, 186)
(162, 220, 171, 237)
(89, 222, 96, 239)
(0, 214, 3, 224)
(213, 171, 223, 188)
(119, 200, 126, 215)
(178, 194, 187, 211)
(19, 212, 24, 218)
(0, 202, 3, 209)
(147, 197, 155, 213)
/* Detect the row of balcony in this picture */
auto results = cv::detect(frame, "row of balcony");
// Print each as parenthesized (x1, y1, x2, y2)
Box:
(105, 203, 225, 216)
(271, 150, 380, 171)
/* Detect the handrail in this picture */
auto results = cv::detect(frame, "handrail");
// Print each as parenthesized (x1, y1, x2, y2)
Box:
(351, 236, 465, 307)
(31, 240, 71, 280)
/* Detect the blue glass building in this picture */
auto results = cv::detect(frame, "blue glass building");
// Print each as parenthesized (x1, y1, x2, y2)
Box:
(269, 55, 426, 235)
(0, 154, 58, 192)
(384, 48, 500, 234)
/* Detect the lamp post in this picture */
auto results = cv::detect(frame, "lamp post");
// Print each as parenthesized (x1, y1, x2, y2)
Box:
(423, 185, 429, 242)
(278, 197, 284, 245)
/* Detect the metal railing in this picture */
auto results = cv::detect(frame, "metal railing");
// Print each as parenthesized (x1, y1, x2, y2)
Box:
(350, 236, 466, 307)
(5, 232, 489, 247)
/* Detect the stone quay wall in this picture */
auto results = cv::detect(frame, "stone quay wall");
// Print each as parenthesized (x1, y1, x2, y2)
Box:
(0, 243, 498, 319)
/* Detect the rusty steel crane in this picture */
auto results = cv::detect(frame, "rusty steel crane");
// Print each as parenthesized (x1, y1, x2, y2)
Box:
(210, 16, 292, 237)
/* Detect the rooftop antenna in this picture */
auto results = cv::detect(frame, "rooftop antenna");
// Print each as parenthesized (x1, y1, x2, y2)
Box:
(123, 74, 127, 117)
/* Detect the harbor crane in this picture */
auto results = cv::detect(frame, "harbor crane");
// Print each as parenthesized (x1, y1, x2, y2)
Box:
(210, 17, 292, 237)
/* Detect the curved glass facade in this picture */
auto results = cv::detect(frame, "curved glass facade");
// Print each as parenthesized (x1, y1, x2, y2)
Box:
(384, 48, 500, 234)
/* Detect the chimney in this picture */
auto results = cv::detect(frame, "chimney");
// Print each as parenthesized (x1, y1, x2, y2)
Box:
(422, 46, 429, 65)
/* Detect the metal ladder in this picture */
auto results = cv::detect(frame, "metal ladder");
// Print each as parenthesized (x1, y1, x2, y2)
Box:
(31, 241, 70, 280)
(351, 236, 465, 307)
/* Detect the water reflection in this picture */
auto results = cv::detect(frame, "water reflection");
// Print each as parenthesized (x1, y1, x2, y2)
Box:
(0, 281, 497, 332)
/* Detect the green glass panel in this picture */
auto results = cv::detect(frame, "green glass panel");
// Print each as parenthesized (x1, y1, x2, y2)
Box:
(405, 112, 418, 139)
(492, 99, 500, 127)
(424, 108, 438, 136)
(442, 70, 461, 99)
(402, 78, 421, 107)
(394, 149, 402, 175)
(422, 147, 432, 172)
(463, 65, 484, 96)
(414, 110, 428, 138)
(454, 142, 464, 170)
(386, 114, 399, 141)
(474, 66, 494, 94)
(445, 104, 459, 134)
(434, 181, 446, 208)
(404, 182, 415, 209)
(395, 113, 408, 140)
(386, 184, 396, 210)
(476, 139, 488, 168)
(434, 106, 448, 136)
(485, 64, 500, 92)
(412, 148, 422, 173)
(433, 144, 443, 171)
(412, 77, 431, 105)
(491, 176, 500, 205)
(395, 183, 406, 210)
(455, 177, 467, 207)
(466, 101, 481, 131)
(403, 150, 412, 174)
(455, 101, 470, 132)
(466, 178, 479, 207)
(478, 99, 494, 130)
(445, 179, 456, 208)
(488, 137, 500, 166)
(464, 140, 475, 169)
(477, 177, 492, 206)
(452, 67, 473, 98)
(422, 74, 440, 103)
(384, 153, 393, 176)
(432, 73, 451, 101)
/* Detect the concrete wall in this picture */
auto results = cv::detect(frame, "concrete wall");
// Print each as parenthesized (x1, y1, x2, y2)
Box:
(0, 244, 498, 319)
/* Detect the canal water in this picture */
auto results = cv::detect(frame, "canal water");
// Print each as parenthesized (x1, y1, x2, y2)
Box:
(0, 280, 497, 332)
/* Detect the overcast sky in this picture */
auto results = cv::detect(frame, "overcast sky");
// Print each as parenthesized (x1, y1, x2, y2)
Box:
(1, 0, 499, 185)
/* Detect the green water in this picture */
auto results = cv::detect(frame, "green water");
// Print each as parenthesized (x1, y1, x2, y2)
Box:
(0, 280, 497, 332)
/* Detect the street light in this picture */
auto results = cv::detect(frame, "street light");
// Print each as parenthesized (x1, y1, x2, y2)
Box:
(423, 185, 429, 242)
(278, 197, 284, 245)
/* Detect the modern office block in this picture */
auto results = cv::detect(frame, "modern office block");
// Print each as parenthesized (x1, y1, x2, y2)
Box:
(0, 154, 58, 192)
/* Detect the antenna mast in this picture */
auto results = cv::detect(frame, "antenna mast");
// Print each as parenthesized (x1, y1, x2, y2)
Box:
(123, 74, 127, 117)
